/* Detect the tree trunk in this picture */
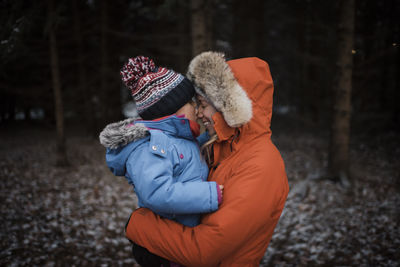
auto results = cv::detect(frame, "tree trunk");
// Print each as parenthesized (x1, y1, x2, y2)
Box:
(329, 0, 355, 188)
(249, 0, 264, 57)
(385, 0, 400, 129)
(232, 0, 246, 57)
(47, 0, 68, 166)
(190, 0, 211, 56)
(232, 0, 264, 58)
(299, 1, 311, 116)
(100, 0, 109, 123)
(72, 0, 96, 136)
(178, 2, 190, 73)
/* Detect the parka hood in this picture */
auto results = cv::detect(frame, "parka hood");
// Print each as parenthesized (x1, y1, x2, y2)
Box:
(99, 117, 149, 176)
(187, 51, 274, 136)
(99, 115, 205, 176)
(99, 117, 149, 150)
(99, 116, 197, 150)
(99, 116, 198, 176)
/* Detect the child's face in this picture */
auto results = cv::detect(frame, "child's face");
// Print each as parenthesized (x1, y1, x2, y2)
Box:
(196, 95, 217, 133)
(175, 101, 198, 122)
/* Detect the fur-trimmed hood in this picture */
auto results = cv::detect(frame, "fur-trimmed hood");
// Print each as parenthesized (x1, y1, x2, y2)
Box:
(99, 115, 200, 177)
(99, 117, 149, 150)
(187, 52, 252, 127)
(187, 51, 275, 135)
(99, 115, 198, 150)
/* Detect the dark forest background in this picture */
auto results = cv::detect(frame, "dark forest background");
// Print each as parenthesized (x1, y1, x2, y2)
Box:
(2, 0, 399, 180)
(0, 0, 399, 266)
(1, 0, 399, 132)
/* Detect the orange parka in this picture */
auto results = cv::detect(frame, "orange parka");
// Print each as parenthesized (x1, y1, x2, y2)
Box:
(125, 52, 289, 267)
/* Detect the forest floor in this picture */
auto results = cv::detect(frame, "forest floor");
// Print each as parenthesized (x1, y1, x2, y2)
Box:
(0, 118, 399, 267)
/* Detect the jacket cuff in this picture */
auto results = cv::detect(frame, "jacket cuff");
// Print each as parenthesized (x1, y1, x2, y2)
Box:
(209, 181, 219, 211)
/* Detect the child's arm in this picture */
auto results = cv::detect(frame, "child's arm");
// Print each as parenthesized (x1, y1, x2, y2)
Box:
(126, 145, 219, 215)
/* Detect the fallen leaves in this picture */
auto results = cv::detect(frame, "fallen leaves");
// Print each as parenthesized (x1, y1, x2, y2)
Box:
(1, 125, 399, 266)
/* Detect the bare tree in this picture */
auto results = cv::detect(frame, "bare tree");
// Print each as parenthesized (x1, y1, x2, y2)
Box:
(232, 0, 264, 58)
(72, 0, 96, 135)
(190, 0, 212, 56)
(47, 0, 68, 166)
(100, 0, 109, 123)
(329, 0, 355, 188)
(178, 3, 191, 73)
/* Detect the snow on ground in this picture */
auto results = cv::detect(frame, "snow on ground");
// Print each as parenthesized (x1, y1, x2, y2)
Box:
(0, 123, 399, 266)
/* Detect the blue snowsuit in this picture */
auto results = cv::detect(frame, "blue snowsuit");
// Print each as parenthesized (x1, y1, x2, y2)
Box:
(101, 115, 219, 227)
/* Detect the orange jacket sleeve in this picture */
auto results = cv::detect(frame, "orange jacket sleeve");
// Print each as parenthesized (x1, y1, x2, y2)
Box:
(126, 145, 288, 266)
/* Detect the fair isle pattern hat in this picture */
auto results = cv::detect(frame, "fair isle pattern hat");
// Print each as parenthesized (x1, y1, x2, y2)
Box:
(120, 56, 195, 120)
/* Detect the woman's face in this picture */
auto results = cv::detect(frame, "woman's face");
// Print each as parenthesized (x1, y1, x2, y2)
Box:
(196, 95, 217, 133)
(175, 100, 198, 122)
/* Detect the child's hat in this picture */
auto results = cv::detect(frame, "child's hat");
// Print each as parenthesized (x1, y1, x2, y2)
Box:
(120, 56, 195, 120)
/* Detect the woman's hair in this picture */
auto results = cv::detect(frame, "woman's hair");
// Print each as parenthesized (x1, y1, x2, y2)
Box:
(201, 133, 218, 166)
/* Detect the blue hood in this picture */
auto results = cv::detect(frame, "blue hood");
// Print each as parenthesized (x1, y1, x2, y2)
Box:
(99, 116, 196, 176)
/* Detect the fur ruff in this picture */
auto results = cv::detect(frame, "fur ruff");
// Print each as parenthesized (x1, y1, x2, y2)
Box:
(187, 51, 252, 127)
(99, 117, 149, 149)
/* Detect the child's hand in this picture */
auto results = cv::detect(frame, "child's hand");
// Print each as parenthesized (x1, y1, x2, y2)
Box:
(219, 185, 224, 201)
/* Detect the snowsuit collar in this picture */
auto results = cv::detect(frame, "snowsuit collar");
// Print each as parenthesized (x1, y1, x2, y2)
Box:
(99, 115, 199, 177)
(99, 115, 197, 150)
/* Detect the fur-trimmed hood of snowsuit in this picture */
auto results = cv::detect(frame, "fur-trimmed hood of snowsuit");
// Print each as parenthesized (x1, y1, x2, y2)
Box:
(99, 117, 148, 150)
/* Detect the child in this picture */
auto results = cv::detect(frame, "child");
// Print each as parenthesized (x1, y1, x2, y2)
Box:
(99, 56, 222, 266)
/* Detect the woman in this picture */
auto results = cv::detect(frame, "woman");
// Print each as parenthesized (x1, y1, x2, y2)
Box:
(125, 51, 289, 266)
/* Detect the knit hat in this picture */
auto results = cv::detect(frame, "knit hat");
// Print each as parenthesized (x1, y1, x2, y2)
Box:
(120, 56, 195, 120)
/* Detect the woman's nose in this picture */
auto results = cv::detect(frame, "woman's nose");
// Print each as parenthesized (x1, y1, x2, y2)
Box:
(197, 107, 203, 118)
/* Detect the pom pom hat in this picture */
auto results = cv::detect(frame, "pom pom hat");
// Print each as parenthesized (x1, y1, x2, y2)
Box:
(121, 56, 195, 120)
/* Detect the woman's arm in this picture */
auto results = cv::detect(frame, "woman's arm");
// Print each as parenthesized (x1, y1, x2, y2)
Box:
(126, 151, 289, 266)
